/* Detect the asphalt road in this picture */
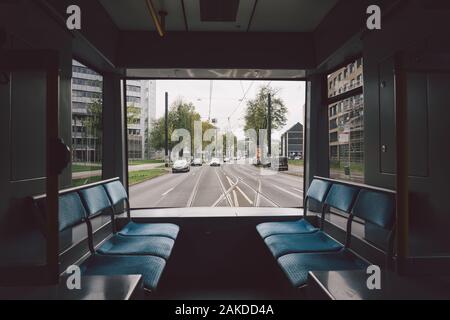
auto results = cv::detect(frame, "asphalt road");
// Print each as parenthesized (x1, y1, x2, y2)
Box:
(129, 163, 304, 208)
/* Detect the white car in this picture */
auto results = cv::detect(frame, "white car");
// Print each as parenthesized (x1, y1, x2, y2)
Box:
(224, 157, 230, 163)
(210, 158, 221, 166)
(191, 158, 203, 166)
(172, 159, 190, 173)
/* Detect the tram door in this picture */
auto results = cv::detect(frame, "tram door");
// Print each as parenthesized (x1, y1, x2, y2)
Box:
(0, 50, 66, 285)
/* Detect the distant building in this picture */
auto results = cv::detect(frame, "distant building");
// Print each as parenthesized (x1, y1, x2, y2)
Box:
(126, 79, 156, 160)
(280, 122, 303, 159)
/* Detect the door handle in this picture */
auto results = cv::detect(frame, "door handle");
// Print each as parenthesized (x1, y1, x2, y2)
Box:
(50, 138, 71, 175)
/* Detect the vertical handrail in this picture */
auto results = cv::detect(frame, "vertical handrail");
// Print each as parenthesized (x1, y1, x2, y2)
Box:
(394, 53, 409, 273)
(46, 52, 60, 284)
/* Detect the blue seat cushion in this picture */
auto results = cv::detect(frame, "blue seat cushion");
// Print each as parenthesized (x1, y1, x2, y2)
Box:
(119, 221, 179, 240)
(256, 219, 318, 239)
(277, 250, 369, 287)
(80, 254, 166, 292)
(97, 235, 175, 260)
(264, 232, 343, 258)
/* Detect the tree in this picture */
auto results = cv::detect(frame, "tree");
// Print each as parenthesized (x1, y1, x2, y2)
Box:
(149, 98, 215, 152)
(82, 97, 102, 163)
(244, 85, 287, 133)
(127, 104, 141, 125)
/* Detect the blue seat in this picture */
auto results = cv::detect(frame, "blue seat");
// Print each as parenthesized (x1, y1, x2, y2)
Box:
(263, 183, 359, 258)
(78, 185, 175, 259)
(265, 232, 342, 258)
(57, 192, 167, 291)
(276, 187, 395, 288)
(103, 180, 179, 240)
(256, 179, 332, 239)
(118, 221, 179, 239)
(80, 254, 166, 292)
(277, 250, 369, 287)
(96, 234, 174, 259)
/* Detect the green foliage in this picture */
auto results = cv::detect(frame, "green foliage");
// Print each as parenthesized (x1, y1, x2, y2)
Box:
(127, 104, 141, 124)
(149, 98, 216, 151)
(244, 85, 288, 132)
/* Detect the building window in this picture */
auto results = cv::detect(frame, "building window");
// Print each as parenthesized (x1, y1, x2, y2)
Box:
(327, 58, 364, 183)
(127, 96, 141, 104)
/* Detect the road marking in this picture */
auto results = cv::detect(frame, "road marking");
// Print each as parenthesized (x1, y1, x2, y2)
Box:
(292, 188, 304, 193)
(214, 168, 234, 207)
(273, 185, 303, 199)
(232, 190, 239, 207)
(226, 176, 233, 188)
(236, 186, 254, 205)
(255, 179, 261, 207)
(161, 187, 174, 196)
(186, 167, 204, 207)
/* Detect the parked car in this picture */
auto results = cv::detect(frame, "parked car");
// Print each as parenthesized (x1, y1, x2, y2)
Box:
(191, 158, 202, 166)
(210, 158, 221, 166)
(277, 156, 289, 171)
(224, 157, 230, 163)
(172, 159, 190, 173)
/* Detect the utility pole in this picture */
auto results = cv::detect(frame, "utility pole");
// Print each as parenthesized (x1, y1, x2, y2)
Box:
(268, 93, 272, 159)
(164, 91, 169, 167)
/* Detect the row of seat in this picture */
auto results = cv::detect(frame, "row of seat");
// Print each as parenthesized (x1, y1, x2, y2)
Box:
(37, 179, 179, 293)
(256, 178, 395, 288)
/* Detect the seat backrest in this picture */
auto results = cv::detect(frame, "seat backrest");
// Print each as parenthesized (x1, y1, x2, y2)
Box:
(58, 192, 87, 232)
(351, 189, 395, 230)
(78, 185, 112, 217)
(103, 180, 128, 206)
(306, 179, 332, 203)
(324, 183, 360, 213)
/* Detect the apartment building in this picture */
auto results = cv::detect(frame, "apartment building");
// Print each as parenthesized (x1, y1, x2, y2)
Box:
(328, 58, 364, 166)
(71, 60, 156, 162)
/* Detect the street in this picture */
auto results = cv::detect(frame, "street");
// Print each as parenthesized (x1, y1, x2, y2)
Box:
(129, 163, 304, 208)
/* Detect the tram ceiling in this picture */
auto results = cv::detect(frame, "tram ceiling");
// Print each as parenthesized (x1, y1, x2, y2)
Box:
(42, 0, 393, 73)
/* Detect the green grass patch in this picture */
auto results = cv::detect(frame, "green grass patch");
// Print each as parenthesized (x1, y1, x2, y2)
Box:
(128, 159, 164, 166)
(72, 163, 102, 173)
(128, 168, 168, 185)
(288, 159, 304, 166)
(71, 175, 102, 187)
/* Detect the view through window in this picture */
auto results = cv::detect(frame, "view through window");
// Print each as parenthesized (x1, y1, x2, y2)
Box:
(70, 60, 103, 187)
(126, 80, 305, 208)
(327, 58, 364, 183)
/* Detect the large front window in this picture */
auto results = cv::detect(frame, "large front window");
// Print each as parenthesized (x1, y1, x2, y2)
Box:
(126, 80, 305, 210)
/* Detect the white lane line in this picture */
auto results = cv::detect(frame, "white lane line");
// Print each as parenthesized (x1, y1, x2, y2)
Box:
(226, 176, 233, 188)
(273, 184, 303, 199)
(233, 190, 239, 207)
(186, 167, 204, 207)
(214, 168, 234, 207)
(292, 188, 304, 193)
(161, 187, 174, 196)
(255, 179, 261, 207)
(236, 186, 254, 205)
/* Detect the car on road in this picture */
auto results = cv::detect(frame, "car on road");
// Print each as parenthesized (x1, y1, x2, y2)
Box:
(224, 157, 230, 163)
(191, 158, 203, 166)
(210, 158, 221, 166)
(277, 156, 289, 171)
(172, 159, 190, 173)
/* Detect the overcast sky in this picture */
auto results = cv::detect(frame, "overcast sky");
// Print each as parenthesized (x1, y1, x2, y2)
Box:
(155, 80, 305, 140)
